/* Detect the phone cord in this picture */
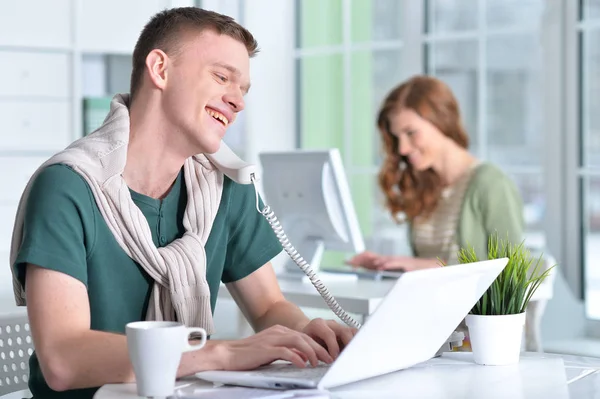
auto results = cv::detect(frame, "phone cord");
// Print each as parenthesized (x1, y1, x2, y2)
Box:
(251, 176, 362, 330)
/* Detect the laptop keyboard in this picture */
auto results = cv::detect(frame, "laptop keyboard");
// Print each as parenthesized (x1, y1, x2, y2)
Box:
(247, 363, 330, 380)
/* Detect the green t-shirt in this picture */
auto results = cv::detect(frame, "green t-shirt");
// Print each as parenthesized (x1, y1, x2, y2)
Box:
(13, 164, 282, 399)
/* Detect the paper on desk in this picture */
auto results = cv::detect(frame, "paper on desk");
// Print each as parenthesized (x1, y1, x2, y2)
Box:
(174, 386, 329, 399)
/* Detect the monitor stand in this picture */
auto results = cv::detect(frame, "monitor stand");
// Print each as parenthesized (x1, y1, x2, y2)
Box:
(277, 237, 324, 280)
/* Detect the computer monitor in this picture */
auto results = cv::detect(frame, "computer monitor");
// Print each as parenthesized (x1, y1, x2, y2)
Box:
(259, 149, 365, 276)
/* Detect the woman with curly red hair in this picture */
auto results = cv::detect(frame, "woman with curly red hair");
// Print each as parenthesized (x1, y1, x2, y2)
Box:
(348, 75, 524, 271)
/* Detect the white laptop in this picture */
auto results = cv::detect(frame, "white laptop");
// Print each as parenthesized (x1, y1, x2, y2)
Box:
(196, 258, 508, 391)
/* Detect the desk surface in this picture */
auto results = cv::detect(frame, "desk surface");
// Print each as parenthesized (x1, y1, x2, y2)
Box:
(218, 274, 393, 316)
(95, 352, 600, 398)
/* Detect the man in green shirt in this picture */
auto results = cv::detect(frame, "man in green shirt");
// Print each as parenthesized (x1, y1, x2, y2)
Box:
(12, 7, 356, 398)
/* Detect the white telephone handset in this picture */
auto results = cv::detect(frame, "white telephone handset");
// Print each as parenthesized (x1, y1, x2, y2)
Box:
(205, 143, 258, 185)
(206, 143, 362, 329)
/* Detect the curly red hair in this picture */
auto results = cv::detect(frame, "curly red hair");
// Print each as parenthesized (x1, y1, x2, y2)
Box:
(377, 75, 469, 222)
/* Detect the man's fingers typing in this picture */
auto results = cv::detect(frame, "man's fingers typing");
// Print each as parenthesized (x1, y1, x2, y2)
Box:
(338, 325, 355, 348)
(291, 335, 320, 367)
(310, 321, 340, 359)
(272, 347, 306, 368)
(284, 348, 309, 368)
(302, 333, 334, 364)
(268, 329, 320, 366)
(291, 348, 309, 364)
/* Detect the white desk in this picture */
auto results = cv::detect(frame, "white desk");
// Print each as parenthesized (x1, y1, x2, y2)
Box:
(216, 275, 389, 341)
(218, 275, 391, 320)
(94, 352, 600, 398)
(219, 272, 548, 321)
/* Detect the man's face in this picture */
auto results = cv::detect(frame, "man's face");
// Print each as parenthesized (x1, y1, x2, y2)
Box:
(161, 30, 251, 155)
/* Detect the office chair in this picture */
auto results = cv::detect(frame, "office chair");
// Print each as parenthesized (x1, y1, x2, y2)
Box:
(0, 313, 33, 398)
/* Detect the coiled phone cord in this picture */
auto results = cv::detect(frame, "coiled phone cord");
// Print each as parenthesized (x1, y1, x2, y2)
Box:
(251, 175, 362, 330)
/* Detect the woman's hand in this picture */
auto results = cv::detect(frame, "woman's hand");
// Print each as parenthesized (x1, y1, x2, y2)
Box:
(371, 255, 425, 271)
(347, 252, 440, 272)
(345, 251, 381, 269)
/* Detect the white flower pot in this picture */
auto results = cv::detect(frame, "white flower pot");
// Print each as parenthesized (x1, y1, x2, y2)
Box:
(465, 312, 526, 366)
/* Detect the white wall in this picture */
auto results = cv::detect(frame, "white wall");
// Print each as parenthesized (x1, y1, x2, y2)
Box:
(203, 0, 297, 338)
(201, 0, 296, 162)
(243, 0, 296, 276)
(0, 0, 191, 288)
(242, 0, 296, 166)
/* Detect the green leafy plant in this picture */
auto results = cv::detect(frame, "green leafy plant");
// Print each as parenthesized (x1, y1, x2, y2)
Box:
(455, 234, 555, 315)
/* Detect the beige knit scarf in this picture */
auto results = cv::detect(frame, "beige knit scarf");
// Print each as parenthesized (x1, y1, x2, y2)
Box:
(10, 94, 223, 334)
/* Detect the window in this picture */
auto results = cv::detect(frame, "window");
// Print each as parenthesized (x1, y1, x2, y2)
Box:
(295, 0, 408, 263)
(425, 0, 547, 245)
(579, 0, 600, 318)
(295, 0, 551, 262)
(294, 1, 600, 322)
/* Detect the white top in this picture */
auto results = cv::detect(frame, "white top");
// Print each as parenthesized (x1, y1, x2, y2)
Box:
(411, 163, 480, 265)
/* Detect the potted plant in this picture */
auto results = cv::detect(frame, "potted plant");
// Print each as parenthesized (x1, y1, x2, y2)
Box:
(457, 234, 555, 366)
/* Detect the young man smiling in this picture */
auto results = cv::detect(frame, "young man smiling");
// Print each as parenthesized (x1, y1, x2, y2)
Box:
(10, 7, 356, 398)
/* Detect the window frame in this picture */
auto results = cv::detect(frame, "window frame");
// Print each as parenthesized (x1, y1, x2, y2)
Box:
(293, 0, 585, 309)
(293, 0, 416, 242)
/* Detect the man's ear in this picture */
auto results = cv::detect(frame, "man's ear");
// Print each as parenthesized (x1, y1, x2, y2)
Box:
(145, 49, 169, 91)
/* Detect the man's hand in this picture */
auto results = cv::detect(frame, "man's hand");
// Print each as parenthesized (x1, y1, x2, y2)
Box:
(218, 325, 334, 371)
(301, 318, 358, 359)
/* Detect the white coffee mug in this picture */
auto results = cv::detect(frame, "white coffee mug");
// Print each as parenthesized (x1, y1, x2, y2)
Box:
(126, 321, 207, 397)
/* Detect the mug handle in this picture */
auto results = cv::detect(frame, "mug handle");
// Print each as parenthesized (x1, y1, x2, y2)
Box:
(184, 327, 207, 352)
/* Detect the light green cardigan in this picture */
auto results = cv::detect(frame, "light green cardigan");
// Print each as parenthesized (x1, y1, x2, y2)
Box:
(410, 163, 525, 260)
